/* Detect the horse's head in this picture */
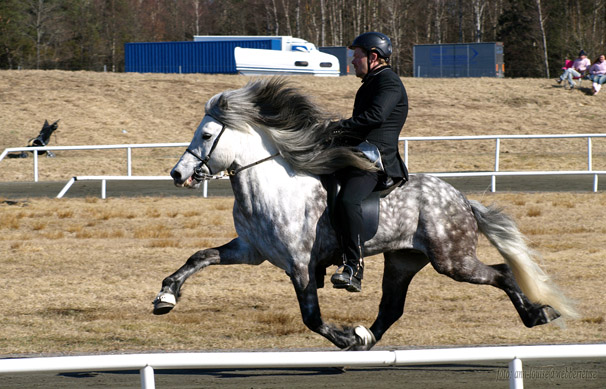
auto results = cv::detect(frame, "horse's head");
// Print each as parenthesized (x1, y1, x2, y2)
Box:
(171, 114, 235, 188)
(171, 78, 377, 188)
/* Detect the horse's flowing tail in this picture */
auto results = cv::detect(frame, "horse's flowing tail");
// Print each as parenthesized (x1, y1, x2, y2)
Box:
(469, 200, 579, 319)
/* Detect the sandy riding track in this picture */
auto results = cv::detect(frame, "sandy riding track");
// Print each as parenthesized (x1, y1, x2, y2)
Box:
(1, 71, 605, 387)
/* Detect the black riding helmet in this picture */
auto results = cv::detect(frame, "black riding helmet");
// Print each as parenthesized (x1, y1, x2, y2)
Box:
(349, 32, 392, 61)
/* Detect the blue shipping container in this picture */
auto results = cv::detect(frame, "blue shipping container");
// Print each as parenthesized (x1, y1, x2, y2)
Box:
(124, 40, 277, 74)
(413, 42, 504, 78)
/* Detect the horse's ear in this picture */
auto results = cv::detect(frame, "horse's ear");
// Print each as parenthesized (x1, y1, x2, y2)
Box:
(218, 95, 229, 111)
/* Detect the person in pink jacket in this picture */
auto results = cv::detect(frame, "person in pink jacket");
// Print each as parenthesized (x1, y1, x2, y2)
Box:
(588, 54, 606, 95)
(556, 50, 591, 89)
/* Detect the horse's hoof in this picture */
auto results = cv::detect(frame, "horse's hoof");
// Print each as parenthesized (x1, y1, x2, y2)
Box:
(541, 305, 561, 323)
(525, 305, 561, 327)
(153, 292, 176, 315)
(346, 326, 376, 351)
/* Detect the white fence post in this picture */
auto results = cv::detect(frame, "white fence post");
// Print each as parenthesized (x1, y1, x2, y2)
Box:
(587, 137, 593, 171)
(508, 357, 523, 389)
(140, 365, 155, 389)
(33, 151, 39, 182)
(493, 137, 501, 192)
(127, 147, 133, 176)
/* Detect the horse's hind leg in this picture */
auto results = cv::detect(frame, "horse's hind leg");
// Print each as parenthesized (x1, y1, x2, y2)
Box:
(369, 251, 429, 343)
(153, 237, 263, 315)
(430, 252, 559, 327)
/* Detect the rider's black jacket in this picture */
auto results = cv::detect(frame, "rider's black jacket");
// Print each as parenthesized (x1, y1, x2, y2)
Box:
(338, 65, 409, 181)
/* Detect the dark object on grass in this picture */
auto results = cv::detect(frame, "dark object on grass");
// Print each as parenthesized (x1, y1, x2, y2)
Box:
(7, 120, 60, 158)
(27, 119, 60, 157)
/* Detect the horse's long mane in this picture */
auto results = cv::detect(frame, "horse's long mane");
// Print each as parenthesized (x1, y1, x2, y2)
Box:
(205, 77, 376, 175)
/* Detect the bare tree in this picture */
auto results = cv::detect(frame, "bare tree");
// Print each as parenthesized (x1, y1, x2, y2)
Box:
(484, 0, 505, 42)
(328, 0, 339, 45)
(24, 0, 60, 69)
(319, 0, 326, 46)
(354, 0, 362, 36)
(268, 0, 279, 35)
(385, 0, 406, 73)
(472, 0, 486, 42)
(281, 0, 293, 36)
(295, 0, 301, 37)
(590, 0, 605, 47)
(535, 0, 549, 78)
(432, 0, 446, 44)
(192, 0, 202, 36)
(308, 3, 319, 44)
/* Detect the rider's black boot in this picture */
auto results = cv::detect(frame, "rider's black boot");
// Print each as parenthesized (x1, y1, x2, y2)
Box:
(330, 256, 364, 293)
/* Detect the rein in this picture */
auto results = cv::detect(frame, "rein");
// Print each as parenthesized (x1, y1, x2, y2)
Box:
(226, 153, 280, 176)
(186, 115, 279, 181)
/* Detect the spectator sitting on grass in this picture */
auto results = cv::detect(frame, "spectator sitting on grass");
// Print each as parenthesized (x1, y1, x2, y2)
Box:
(556, 50, 591, 89)
(588, 54, 606, 95)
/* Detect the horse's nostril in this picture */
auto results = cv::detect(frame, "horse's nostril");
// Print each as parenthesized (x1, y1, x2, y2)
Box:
(171, 169, 181, 181)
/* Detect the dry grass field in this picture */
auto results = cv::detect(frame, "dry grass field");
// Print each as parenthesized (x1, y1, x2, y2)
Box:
(2, 70, 606, 181)
(0, 71, 605, 356)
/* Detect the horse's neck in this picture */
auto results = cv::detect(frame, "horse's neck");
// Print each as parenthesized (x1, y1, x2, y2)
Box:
(229, 128, 323, 217)
(231, 159, 317, 205)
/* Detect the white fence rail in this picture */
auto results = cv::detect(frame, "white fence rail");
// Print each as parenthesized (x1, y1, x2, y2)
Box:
(401, 133, 606, 192)
(2, 134, 606, 192)
(56, 175, 224, 199)
(0, 344, 604, 389)
(0, 143, 188, 182)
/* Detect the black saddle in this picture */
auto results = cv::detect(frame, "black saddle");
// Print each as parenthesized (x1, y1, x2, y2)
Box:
(315, 173, 404, 289)
(321, 173, 404, 244)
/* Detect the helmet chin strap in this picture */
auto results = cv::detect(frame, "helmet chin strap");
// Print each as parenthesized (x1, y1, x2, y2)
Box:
(364, 54, 382, 81)
(365, 51, 383, 76)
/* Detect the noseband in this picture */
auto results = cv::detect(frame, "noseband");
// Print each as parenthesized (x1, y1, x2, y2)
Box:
(185, 114, 279, 181)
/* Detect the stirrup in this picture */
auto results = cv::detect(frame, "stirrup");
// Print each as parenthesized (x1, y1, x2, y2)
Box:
(330, 265, 354, 284)
(330, 265, 362, 292)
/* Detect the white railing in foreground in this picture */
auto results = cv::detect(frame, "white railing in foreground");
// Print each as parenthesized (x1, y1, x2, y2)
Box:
(0, 344, 604, 389)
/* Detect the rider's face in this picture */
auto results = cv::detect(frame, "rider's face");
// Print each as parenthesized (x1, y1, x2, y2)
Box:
(352, 48, 369, 78)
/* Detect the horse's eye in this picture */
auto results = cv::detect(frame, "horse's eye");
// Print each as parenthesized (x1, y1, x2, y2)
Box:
(202, 133, 212, 140)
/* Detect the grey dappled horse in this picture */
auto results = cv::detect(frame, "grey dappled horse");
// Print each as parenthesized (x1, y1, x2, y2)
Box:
(153, 78, 576, 350)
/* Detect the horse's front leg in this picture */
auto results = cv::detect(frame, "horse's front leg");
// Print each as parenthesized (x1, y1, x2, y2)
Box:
(153, 237, 262, 315)
(290, 263, 376, 350)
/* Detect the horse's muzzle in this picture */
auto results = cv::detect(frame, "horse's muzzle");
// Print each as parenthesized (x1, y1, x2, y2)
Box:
(170, 168, 200, 188)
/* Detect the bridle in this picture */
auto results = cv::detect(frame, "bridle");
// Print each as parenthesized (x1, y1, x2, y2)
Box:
(185, 114, 280, 181)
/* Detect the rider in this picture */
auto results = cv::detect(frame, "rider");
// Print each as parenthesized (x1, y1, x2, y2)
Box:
(330, 32, 409, 292)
